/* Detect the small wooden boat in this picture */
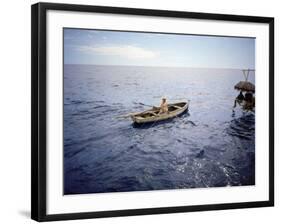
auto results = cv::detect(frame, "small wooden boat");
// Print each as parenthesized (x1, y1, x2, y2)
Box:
(131, 102, 189, 124)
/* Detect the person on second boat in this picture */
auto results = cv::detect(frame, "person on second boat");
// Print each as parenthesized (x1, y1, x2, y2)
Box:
(233, 91, 245, 108)
(159, 97, 169, 114)
(243, 92, 255, 110)
(237, 91, 245, 101)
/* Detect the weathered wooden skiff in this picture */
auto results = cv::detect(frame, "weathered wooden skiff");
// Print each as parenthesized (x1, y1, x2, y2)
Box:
(130, 102, 189, 124)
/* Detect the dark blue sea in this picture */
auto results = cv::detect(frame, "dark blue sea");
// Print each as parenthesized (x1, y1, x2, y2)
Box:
(64, 65, 255, 194)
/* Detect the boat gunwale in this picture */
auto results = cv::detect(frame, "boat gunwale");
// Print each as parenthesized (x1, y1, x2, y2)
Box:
(131, 101, 189, 124)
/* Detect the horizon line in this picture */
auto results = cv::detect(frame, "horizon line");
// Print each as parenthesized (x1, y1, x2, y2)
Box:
(64, 63, 255, 70)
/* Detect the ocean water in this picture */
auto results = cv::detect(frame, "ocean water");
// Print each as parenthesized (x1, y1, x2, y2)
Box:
(64, 64, 255, 194)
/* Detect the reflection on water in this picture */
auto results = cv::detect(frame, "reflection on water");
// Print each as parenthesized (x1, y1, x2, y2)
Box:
(64, 65, 255, 194)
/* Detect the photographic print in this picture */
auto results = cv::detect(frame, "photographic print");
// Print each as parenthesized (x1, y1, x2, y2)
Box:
(63, 28, 255, 195)
(32, 3, 274, 221)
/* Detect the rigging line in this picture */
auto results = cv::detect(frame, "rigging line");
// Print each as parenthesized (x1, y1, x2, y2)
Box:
(242, 69, 250, 82)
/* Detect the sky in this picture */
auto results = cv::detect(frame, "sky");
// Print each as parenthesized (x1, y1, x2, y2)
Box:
(64, 28, 255, 69)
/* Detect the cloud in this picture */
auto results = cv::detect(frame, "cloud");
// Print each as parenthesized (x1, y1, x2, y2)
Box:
(78, 45, 157, 59)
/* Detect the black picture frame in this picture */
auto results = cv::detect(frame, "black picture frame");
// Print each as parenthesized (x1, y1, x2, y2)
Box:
(31, 2, 274, 222)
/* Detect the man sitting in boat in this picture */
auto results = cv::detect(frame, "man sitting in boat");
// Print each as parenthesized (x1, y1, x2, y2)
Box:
(158, 97, 169, 114)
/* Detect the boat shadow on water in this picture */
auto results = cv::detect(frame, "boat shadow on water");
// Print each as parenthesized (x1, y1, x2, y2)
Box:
(132, 110, 190, 129)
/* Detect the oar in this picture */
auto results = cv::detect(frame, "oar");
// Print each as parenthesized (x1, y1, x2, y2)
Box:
(134, 102, 155, 108)
(116, 102, 156, 119)
(116, 111, 142, 119)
